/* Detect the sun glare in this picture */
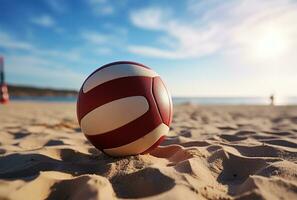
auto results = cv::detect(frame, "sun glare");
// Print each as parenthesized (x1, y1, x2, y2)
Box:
(252, 28, 288, 60)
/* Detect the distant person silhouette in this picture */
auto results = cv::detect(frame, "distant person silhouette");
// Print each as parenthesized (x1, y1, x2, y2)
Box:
(270, 94, 275, 106)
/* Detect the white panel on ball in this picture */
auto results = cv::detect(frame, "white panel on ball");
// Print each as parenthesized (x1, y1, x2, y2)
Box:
(81, 96, 149, 135)
(103, 123, 169, 156)
(83, 64, 159, 93)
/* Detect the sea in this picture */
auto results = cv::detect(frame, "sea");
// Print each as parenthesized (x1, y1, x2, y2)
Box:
(10, 96, 297, 105)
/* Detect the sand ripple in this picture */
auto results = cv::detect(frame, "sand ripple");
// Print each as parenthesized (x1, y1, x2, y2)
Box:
(0, 103, 297, 199)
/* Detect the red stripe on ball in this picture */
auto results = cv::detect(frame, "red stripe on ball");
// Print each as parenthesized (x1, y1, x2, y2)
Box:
(152, 77, 173, 126)
(79, 76, 163, 150)
(85, 109, 162, 149)
(77, 76, 154, 123)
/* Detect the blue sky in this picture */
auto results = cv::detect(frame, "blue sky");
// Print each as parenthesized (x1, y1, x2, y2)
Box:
(0, 0, 296, 97)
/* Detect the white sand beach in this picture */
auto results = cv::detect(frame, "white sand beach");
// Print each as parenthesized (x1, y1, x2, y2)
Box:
(0, 102, 297, 200)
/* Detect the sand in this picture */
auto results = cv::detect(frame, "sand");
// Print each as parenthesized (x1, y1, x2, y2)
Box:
(0, 102, 297, 200)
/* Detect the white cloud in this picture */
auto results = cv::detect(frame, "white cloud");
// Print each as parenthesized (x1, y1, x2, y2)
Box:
(0, 30, 82, 62)
(94, 47, 112, 55)
(98, 6, 114, 15)
(89, 0, 106, 3)
(45, 0, 67, 13)
(130, 7, 169, 30)
(31, 15, 55, 27)
(81, 31, 109, 44)
(101, 23, 128, 36)
(5, 54, 84, 89)
(88, 0, 114, 16)
(0, 30, 87, 89)
(128, 46, 179, 59)
(129, 0, 297, 60)
(81, 29, 127, 54)
(129, 7, 224, 59)
(0, 31, 35, 51)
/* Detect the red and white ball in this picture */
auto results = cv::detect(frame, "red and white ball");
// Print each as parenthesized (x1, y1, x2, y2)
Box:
(77, 61, 173, 157)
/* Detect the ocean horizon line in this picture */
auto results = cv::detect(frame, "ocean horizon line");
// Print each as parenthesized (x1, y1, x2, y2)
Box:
(8, 96, 297, 105)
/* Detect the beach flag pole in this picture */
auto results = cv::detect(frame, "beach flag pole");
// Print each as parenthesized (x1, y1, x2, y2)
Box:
(0, 56, 9, 104)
